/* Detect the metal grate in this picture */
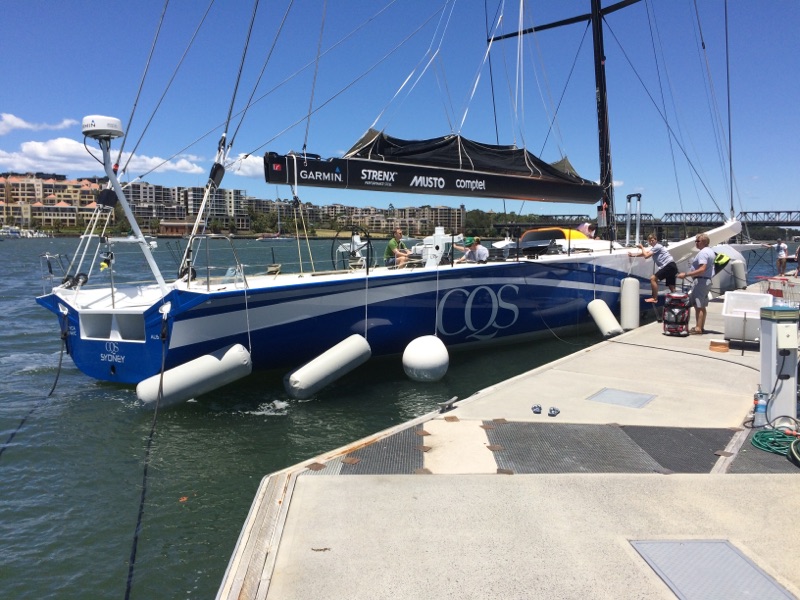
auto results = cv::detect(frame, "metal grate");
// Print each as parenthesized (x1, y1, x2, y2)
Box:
(485, 422, 666, 474)
(728, 429, 800, 474)
(301, 456, 344, 476)
(587, 387, 656, 408)
(337, 426, 425, 475)
(631, 540, 795, 599)
(622, 426, 735, 473)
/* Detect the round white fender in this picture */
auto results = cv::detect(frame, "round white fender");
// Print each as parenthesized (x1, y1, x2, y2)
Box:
(136, 343, 252, 406)
(284, 334, 372, 400)
(620, 277, 640, 331)
(588, 298, 624, 338)
(403, 335, 449, 382)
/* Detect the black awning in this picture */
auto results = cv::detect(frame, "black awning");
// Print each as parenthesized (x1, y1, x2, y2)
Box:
(265, 132, 601, 204)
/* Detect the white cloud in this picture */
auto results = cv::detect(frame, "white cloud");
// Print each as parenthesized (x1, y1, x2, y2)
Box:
(0, 138, 93, 172)
(0, 113, 78, 136)
(0, 137, 205, 177)
(123, 154, 205, 177)
(228, 153, 265, 179)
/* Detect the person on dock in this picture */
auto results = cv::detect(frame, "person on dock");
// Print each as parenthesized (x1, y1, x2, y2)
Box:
(761, 239, 788, 276)
(456, 237, 489, 263)
(628, 234, 677, 303)
(677, 233, 715, 335)
(576, 222, 597, 238)
(795, 245, 800, 277)
(384, 228, 411, 268)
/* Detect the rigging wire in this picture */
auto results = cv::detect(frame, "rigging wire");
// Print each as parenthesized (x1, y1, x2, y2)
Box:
(293, 197, 316, 272)
(132, 2, 432, 181)
(492, 9, 519, 149)
(484, 0, 506, 216)
(457, 10, 503, 133)
(222, 0, 261, 152)
(116, 0, 171, 168)
(120, 0, 218, 178)
(484, 0, 503, 144)
(178, 0, 263, 272)
(248, 11, 441, 159)
(428, 1, 461, 137)
(602, 22, 724, 214)
(365, 7, 451, 133)
(644, 1, 686, 217)
(688, 3, 731, 209)
(535, 23, 591, 159)
(486, 3, 526, 219)
(724, 0, 735, 220)
(228, 1, 294, 147)
(302, 0, 327, 153)
(513, 0, 526, 149)
(128, 2, 420, 180)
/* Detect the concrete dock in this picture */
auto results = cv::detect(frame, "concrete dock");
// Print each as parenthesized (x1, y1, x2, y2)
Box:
(217, 294, 800, 600)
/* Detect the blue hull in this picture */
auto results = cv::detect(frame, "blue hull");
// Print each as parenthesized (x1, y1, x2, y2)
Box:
(36, 259, 635, 384)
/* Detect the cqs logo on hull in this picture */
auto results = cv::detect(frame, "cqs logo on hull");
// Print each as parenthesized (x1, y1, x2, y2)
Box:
(437, 284, 520, 341)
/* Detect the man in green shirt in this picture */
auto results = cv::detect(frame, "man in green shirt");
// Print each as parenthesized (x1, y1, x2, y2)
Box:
(384, 228, 410, 268)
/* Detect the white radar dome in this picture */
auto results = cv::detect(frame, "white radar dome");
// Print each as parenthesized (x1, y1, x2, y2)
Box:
(82, 115, 124, 139)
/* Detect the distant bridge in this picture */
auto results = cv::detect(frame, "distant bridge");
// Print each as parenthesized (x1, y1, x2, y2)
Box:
(494, 211, 800, 232)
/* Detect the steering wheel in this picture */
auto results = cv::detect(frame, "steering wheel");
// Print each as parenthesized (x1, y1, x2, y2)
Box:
(330, 226, 374, 271)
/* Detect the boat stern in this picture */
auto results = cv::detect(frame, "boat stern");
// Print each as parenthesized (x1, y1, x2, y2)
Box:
(36, 290, 167, 384)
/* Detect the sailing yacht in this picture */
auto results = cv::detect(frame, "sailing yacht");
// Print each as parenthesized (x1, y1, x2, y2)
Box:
(35, 1, 746, 399)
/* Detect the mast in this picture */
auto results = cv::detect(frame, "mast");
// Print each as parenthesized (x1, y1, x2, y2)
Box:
(489, 1, 642, 240)
(590, 0, 615, 240)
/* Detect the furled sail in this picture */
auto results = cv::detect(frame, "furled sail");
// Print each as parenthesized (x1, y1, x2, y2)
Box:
(264, 129, 602, 204)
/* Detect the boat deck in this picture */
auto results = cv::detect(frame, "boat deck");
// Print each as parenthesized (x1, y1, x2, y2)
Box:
(217, 291, 800, 600)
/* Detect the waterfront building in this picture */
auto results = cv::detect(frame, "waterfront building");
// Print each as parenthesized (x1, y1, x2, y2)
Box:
(0, 172, 468, 236)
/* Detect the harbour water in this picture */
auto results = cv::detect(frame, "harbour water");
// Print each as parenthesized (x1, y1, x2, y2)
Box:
(0, 237, 784, 598)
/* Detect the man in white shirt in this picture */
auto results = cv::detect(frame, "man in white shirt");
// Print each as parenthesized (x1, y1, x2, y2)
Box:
(678, 233, 716, 334)
(761, 239, 788, 276)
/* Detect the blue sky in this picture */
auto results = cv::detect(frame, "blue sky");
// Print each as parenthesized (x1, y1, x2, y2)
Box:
(1, 0, 797, 218)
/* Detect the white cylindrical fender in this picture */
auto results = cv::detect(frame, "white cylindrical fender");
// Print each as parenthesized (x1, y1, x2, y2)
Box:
(284, 334, 371, 400)
(588, 299, 624, 338)
(620, 277, 640, 331)
(136, 343, 252, 406)
(731, 259, 747, 290)
(403, 335, 449, 382)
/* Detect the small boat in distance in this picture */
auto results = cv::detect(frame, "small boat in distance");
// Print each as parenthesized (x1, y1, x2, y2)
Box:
(256, 210, 293, 241)
(256, 232, 293, 241)
(1, 226, 51, 239)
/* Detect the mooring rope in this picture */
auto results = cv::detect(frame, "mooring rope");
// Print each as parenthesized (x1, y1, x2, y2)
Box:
(124, 316, 168, 599)
(0, 313, 69, 460)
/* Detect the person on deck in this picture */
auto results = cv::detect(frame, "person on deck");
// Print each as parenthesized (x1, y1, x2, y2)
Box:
(677, 233, 715, 335)
(761, 239, 788, 276)
(628, 234, 677, 303)
(456, 236, 489, 264)
(576, 222, 597, 238)
(384, 228, 411, 268)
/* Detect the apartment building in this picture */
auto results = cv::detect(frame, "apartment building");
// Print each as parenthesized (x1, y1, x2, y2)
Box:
(0, 173, 467, 236)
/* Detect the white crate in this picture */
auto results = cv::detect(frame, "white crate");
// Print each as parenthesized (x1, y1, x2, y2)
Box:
(722, 291, 774, 342)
